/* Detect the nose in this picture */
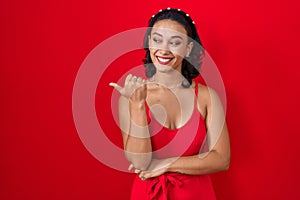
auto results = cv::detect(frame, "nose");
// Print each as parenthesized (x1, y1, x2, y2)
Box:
(157, 42, 171, 55)
(158, 49, 171, 55)
(160, 41, 170, 52)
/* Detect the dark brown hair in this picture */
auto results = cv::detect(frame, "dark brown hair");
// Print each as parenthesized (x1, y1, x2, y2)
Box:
(143, 8, 205, 87)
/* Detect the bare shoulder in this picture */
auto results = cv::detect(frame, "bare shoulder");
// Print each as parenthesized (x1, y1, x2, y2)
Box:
(193, 82, 209, 105)
(196, 83, 220, 103)
(193, 81, 222, 117)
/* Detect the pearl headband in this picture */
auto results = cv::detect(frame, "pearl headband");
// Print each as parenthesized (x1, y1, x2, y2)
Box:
(151, 7, 195, 25)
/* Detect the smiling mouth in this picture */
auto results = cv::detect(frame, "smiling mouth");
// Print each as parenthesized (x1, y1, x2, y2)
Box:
(156, 56, 173, 65)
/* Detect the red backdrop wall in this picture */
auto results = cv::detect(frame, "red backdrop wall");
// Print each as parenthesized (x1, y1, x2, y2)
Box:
(1, 0, 300, 199)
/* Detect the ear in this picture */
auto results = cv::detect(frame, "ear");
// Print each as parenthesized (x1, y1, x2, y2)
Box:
(186, 42, 194, 57)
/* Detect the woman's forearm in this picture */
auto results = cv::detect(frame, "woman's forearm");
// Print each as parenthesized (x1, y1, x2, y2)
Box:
(124, 101, 152, 170)
(165, 112, 231, 176)
(166, 150, 230, 175)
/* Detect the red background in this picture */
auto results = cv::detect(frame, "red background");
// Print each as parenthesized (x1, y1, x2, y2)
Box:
(1, 0, 300, 199)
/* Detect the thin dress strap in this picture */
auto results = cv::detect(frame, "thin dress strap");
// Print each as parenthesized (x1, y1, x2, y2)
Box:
(194, 82, 198, 106)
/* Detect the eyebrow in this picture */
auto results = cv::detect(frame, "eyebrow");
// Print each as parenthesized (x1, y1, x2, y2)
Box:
(152, 32, 184, 40)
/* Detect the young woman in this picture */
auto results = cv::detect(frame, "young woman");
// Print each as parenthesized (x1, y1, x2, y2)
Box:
(110, 8, 230, 200)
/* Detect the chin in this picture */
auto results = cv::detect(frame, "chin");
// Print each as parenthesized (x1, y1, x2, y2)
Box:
(154, 63, 175, 73)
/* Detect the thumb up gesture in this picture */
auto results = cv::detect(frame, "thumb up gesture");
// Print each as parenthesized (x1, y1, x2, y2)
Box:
(109, 74, 147, 103)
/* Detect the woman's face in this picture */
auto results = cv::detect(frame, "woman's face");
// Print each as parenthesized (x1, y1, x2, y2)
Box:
(148, 19, 193, 73)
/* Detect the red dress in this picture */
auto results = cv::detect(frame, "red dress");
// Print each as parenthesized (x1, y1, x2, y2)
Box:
(130, 83, 216, 200)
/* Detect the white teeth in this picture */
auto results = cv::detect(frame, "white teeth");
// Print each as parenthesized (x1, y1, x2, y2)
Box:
(157, 57, 172, 63)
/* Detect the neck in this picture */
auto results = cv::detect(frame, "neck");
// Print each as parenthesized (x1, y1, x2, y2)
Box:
(151, 69, 185, 88)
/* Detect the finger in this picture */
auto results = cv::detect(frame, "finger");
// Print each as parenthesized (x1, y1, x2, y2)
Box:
(131, 76, 137, 82)
(143, 79, 149, 88)
(145, 80, 157, 87)
(125, 74, 132, 85)
(139, 173, 147, 181)
(137, 77, 143, 84)
(128, 163, 134, 171)
(134, 169, 141, 174)
(109, 82, 122, 92)
(139, 171, 148, 180)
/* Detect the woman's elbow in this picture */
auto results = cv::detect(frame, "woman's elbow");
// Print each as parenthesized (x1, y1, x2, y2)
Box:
(133, 160, 151, 171)
(125, 152, 152, 170)
(212, 151, 230, 172)
(223, 158, 230, 171)
(220, 153, 230, 171)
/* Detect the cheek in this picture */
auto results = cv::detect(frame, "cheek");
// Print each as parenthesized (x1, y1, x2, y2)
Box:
(149, 49, 157, 61)
(174, 56, 184, 64)
(169, 47, 187, 58)
(149, 48, 158, 56)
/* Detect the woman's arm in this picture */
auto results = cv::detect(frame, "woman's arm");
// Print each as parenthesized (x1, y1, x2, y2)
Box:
(119, 96, 152, 170)
(166, 122, 230, 175)
(139, 126, 229, 178)
(139, 85, 230, 178)
(112, 74, 152, 170)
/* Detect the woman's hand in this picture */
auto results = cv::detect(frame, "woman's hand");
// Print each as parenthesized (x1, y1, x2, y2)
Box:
(109, 74, 147, 103)
(138, 158, 177, 180)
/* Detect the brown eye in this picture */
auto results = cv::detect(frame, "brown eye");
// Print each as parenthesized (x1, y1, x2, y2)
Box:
(169, 41, 182, 47)
(153, 38, 162, 44)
